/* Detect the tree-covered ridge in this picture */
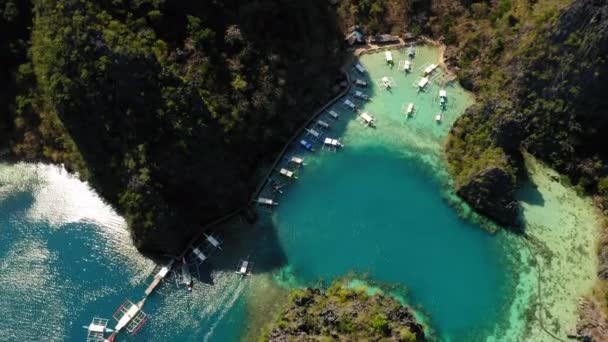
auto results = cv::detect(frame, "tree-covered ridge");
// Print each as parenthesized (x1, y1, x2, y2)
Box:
(3, 0, 344, 254)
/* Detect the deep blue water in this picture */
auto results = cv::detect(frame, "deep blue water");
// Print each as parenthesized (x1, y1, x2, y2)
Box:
(0, 165, 247, 342)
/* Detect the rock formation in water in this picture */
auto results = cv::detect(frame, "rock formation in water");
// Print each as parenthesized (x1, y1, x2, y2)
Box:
(260, 282, 425, 342)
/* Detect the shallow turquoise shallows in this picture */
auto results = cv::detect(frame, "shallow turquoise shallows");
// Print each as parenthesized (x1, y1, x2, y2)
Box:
(0, 46, 518, 342)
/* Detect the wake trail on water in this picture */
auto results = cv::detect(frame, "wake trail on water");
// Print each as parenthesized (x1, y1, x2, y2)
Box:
(203, 279, 247, 342)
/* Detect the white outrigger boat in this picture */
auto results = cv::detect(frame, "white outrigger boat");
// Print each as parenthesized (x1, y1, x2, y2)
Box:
(435, 113, 442, 122)
(256, 197, 278, 212)
(403, 60, 411, 72)
(406, 103, 414, 116)
(316, 119, 330, 130)
(424, 64, 438, 76)
(83, 317, 113, 342)
(359, 112, 376, 127)
(343, 99, 357, 111)
(322, 137, 343, 152)
(355, 79, 368, 87)
(236, 257, 253, 277)
(287, 155, 305, 167)
(107, 298, 148, 341)
(327, 110, 340, 120)
(418, 77, 429, 90)
(354, 91, 369, 101)
(385, 51, 393, 65)
(278, 167, 297, 180)
(299, 139, 315, 152)
(204, 232, 223, 250)
(382, 76, 392, 89)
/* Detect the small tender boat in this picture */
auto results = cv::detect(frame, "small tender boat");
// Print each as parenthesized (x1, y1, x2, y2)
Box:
(305, 128, 321, 139)
(191, 246, 208, 264)
(180, 258, 192, 292)
(299, 139, 315, 151)
(435, 114, 442, 122)
(256, 197, 278, 207)
(408, 46, 415, 57)
(355, 63, 366, 74)
(382, 76, 391, 89)
(385, 51, 393, 64)
(269, 178, 286, 194)
(236, 257, 253, 277)
(403, 60, 411, 72)
(354, 91, 369, 101)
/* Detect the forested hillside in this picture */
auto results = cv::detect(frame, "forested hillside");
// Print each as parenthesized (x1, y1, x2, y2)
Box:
(0, 0, 31, 149)
(1, 0, 344, 255)
(335, 0, 600, 227)
(442, 0, 608, 227)
(4, 0, 607, 256)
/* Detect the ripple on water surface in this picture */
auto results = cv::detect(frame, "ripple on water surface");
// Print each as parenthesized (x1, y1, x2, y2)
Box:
(0, 163, 249, 341)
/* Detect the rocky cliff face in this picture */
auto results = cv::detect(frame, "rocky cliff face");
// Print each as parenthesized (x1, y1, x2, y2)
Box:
(456, 167, 520, 228)
(446, 0, 608, 227)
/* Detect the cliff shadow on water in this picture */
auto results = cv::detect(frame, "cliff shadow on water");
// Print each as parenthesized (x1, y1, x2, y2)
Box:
(185, 213, 289, 285)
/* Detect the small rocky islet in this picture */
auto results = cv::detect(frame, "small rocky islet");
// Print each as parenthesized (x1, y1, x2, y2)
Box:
(260, 281, 425, 342)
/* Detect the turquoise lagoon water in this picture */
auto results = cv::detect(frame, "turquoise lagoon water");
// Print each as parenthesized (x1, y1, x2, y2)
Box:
(0, 46, 524, 341)
(272, 147, 511, 339)
(264, 47, 517, 340)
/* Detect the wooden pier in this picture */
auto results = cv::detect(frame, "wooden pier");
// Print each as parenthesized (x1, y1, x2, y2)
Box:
(144, 260, 173, 296)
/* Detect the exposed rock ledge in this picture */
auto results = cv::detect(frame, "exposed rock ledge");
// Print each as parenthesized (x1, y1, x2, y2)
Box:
(455, 167, 520, 229)
(574, 299, 608, 342)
